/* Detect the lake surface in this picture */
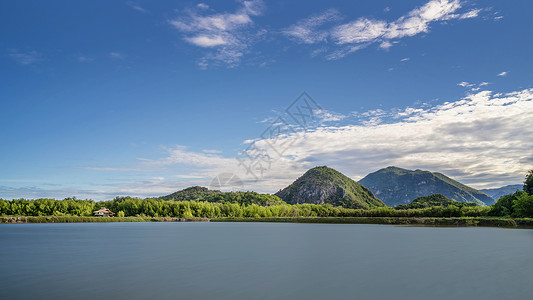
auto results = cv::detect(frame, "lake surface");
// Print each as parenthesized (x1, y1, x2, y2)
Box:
(1, 222, 532, 300)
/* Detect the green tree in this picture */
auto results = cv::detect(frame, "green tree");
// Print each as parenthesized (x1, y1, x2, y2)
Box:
(513, 192, 533, 218)
(490, 191, 524, 217)
(524, 170, 533, 195)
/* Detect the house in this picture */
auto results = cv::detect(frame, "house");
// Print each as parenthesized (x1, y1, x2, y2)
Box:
(93, 207, 115, 217)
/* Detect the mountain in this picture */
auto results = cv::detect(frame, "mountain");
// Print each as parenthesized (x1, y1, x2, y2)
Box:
(358, 166, 494, 207)
(480, 184, 523, 200)
(159, 186, 283, 206)
(396, 194, 479, 209)
(159, 186, 221, 201)
(202, 191, 284, 206)
(275, 166, 386, 209)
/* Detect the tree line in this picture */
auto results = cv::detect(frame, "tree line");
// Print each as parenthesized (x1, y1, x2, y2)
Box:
(489, 170, 533, 218)
(0, 197, 491, 218)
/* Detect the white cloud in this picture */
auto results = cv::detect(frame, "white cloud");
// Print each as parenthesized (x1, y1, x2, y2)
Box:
(401, 57, 410, 62)
(78, 166, 138, 172)
(285, 0, 482, 60)
(458, 9, 481, 19)
(109, 52, 124, 59)
(202, 149, 223, 154)
(379, 41, 393, 49)
(457, 81, 473, 87)
(324, 43, 369, 61)
(128, 2, 151, 14)
(185, 35, 228, 47)
(197, 3, 209, 10)
(8, 49, 43, 65)
(314, 109, 347, 122)
(333, 18, 388, 44)
(283, 9, 342, 44)
(78, 55, 94, 62)
(457, 81, 491, 92)
(169, 0, 265, 68)
(497, 71, 508, 77)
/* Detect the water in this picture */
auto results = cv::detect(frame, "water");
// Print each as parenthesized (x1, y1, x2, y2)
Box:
(1, 222, 532, 300)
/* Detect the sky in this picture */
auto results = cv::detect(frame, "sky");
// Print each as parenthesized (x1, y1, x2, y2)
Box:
(1, 0, 532, 200)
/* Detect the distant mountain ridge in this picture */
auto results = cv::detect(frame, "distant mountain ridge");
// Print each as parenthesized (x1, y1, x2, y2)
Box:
(359, 166, 494, 207)
(275, 166, 386, 209)
(480, 184, 522, 200)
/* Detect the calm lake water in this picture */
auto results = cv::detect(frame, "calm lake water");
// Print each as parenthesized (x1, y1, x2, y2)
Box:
(1, 222, 532, 300)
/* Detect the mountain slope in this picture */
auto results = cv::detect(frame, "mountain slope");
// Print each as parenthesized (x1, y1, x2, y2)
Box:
(275, 166, 386, 209)
(358, 166, 494, 207)
(480, 184, 522, 200)
(396, 194, 479, 209)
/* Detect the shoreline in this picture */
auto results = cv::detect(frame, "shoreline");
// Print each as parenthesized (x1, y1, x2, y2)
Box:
(1, 216, 533, 228)
(211, 217, 533, 228)
(0, 216, 209, 224)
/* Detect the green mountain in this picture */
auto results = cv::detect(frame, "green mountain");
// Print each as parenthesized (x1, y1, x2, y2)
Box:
(159, 186, 221, 201)
(396, 194, 479, 209)
(358, 166, 494, 207)
(275, 166, 386, 209)
(203, 192, 284, 206)
(159, 186, 283, 206)
(480, 184, 522, 200)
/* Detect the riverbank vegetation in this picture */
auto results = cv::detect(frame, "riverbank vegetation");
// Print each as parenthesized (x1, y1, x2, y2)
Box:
(2, 215, 531, 229)
(1, 193, 531, 219)
(0, 196, 502, 219)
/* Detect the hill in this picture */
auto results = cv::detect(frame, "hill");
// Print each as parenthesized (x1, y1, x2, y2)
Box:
(275, 166, 386, 209)
(203, 191, 284, 206)
(159, 186, 283, 206)
(480, 184, 522, 200)
(358, 166, 494, 207)
(159, 186, 221, 201)
(396, 194, 479, 209)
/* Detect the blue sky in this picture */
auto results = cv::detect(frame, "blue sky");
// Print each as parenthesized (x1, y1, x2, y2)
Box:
(1, 0, 532, 200)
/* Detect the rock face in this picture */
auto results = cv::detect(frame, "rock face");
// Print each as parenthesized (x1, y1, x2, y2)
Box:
(480, 184, 522, 200)
(275, 166, 386, 209)
(359, 166, 494, 207)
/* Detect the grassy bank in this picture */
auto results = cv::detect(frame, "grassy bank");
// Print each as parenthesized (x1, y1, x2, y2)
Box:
(2, 216, 533, 228)
(211, 217, 533, 228)
(0, 216, 209, 224)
